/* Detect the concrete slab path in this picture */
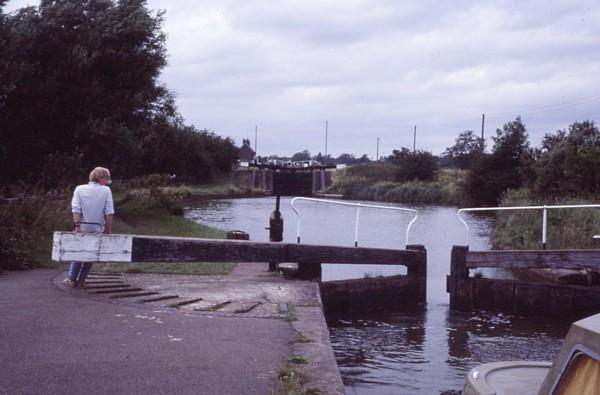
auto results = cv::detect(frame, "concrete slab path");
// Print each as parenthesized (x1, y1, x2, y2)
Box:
(0, 269, 292, 395)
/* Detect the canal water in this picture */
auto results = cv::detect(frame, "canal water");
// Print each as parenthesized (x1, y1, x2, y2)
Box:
(185, 196, 572, 394)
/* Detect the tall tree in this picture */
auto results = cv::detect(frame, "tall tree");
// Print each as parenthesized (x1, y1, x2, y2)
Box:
(443, 130, 485, 168)
(465, 117, 532, 205)
(534, 120, 600, 196)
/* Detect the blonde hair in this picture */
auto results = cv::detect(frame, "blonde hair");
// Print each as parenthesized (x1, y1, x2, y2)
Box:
(89, 167, 111, 182)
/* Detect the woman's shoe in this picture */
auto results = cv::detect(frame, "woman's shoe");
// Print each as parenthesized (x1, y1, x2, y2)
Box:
(63, 279, 77, 287)
(76, 281, 86, 287)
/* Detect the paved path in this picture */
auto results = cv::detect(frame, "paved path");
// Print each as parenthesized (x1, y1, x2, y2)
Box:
(0, 269, 293, 395)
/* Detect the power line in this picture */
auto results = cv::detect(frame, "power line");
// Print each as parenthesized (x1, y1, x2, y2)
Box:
(487, 91, 600, 118)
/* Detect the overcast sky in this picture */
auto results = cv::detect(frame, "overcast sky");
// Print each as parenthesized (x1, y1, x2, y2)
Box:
(6, 1, 600, 157)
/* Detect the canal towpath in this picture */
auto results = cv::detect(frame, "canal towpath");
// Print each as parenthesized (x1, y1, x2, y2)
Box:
(0, 264, 344, 394)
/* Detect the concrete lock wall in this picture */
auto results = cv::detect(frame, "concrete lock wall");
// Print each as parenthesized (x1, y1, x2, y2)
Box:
(447, 245, 600, 315)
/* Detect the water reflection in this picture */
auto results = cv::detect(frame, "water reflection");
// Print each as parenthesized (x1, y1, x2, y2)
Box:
(328, 307, 427, 395)
(329, 305, 569, 395)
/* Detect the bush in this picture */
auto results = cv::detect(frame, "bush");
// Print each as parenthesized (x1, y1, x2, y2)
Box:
(388, 148, 437, 182)
(0, 189, 71, 271)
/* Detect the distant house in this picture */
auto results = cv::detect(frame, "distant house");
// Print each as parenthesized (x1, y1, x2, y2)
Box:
(238, 138, 255, 163)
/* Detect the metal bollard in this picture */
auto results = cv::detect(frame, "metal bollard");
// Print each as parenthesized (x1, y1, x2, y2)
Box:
(265, 195, 284, 271)
(268, 211, 284, 242)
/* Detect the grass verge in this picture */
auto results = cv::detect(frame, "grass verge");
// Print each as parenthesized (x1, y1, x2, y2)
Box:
(491, 188, 600, 249)
(121, 171, 268, 203)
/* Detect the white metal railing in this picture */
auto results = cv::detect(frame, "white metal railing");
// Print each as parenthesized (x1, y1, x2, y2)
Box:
(458, 204, 600, 247)
(290, 197, 418, 248)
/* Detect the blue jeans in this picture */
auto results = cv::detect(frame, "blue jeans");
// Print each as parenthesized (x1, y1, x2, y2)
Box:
(68, 262, 93, 282)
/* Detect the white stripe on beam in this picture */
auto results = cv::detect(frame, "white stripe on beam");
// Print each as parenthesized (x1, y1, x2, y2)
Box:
(52, 232, 133, 262)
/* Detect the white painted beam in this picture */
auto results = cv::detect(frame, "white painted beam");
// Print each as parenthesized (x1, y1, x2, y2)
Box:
(52, 232, 133, 262)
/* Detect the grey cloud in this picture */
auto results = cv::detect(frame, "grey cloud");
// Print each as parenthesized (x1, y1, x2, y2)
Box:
(6, 0, 599, 156)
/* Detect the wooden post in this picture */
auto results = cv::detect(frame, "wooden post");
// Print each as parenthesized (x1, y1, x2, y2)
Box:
(406, 244, 427, 303)
(448, 245, 469, 309)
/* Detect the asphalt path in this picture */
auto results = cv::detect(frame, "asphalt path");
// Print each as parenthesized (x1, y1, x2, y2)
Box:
(0, 269, 292, 395)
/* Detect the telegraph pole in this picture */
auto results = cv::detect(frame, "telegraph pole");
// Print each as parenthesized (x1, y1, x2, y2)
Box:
(325, 120, 328, 159)
(254, 125, 258, 159)
(376, 137, 380, 161)
(481, 114, 485, 152)
(413, 125, 417, 153)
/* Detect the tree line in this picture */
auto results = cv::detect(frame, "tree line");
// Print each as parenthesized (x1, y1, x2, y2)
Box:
(382, 117, 600, 206)
(0, 0, 238, 189)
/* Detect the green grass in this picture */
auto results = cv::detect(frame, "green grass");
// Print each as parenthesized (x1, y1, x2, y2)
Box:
(113, 205, 225, 239)
(271, 365, 304, 395)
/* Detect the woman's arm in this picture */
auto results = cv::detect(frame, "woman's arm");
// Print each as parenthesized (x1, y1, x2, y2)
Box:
(72, 187, 82, 232)
(104, 214, 113, 234)
(73, 212, 82, 232)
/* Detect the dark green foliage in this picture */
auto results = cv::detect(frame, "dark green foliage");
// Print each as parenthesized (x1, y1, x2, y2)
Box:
(0, 0, 237, 187)
(465, 117, 531, 205)
(533, 121, 600, 197)
(0, 189, 72, 271)
(388, 148, 437, 182)
(443, 130, 485, 169)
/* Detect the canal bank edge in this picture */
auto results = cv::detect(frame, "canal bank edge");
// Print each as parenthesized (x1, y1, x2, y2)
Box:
(290, 283, 346, 394)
